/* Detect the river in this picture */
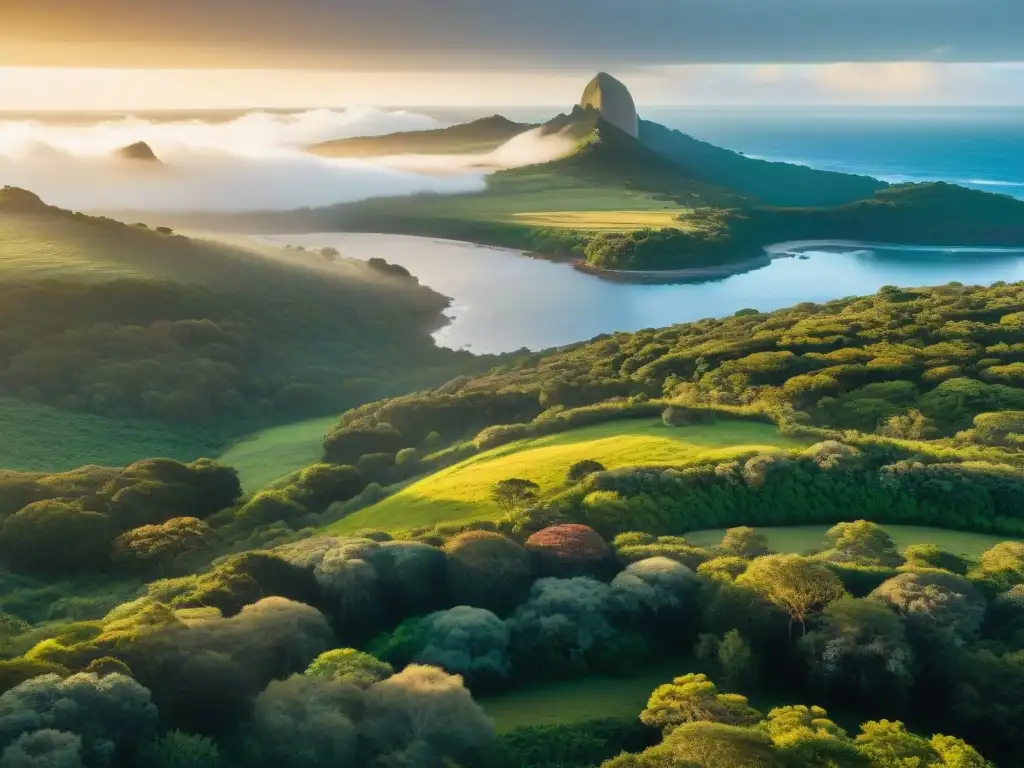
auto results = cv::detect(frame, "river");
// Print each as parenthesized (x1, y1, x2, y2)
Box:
(261, 233, 1024, 354)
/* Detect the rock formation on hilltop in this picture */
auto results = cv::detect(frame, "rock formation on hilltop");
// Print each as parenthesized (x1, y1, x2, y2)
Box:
(116, 141, 162, 164)
(579, 72, 639, 138)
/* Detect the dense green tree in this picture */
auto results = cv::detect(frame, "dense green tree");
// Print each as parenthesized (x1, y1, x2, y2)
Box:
(823, 522, 902, 567)
(139, 732, 222, 768)
(361, 665, 495, 766)
(568, 460, 607, 483)
(304, 648, 393, 688)
(1, 730, 84, 768)
(443, 531, 532, 615)
(492, 478, 541, 515)
(870, 572, 986, 648)
(0, 673, 158, 768)
(801, 597, 915, 707)
(0, 502, 115, 575)
(112, 518, 213, 574)
(660, 722, 783, 768)
(974, 542, 1024, 591)
(526, 524, 613, 579)
(738, 556, 846, 637)
(902, 545, 969, 575)
(640, 674, 762, 734)
(718, 528, 770, 559)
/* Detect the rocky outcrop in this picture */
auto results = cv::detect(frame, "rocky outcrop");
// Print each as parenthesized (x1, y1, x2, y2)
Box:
(579, 72, 638, 138)
(116, 141, 162, 163)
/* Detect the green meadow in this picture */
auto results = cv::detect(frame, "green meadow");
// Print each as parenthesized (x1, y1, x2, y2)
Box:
(328, 419, 810, 535)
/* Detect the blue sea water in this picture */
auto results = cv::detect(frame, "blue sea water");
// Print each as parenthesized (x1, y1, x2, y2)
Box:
(642, 105, 1024, 200)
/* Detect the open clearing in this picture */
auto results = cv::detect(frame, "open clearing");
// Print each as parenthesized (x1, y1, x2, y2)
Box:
(685, 524, 1013, 559)
(511, 210, 691, 232)
(327, 419, 810, 535)
(479, 658, 861, 733)
(480, 660, 689, 732)
(217, 415, 340, 492)
(0, 398, 223, 473)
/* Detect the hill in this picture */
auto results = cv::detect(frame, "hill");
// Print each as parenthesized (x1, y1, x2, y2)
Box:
(322, 280, 1024, 470)
(0, 187, 488, 469)
(144, 73, 1024, 278)
(735, 181, 1024, 246)
(310, 115, 534, 157)
(326, 418, 808, 535)
(637, 118, 885, 207)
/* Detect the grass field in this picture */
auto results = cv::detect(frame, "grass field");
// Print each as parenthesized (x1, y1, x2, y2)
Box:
(0, 398, 224, 473)
(216, 415, 340, 492)
(685, 524, 1014, 559)
(0, 211, 359, 290)
(0, 214, 154, 281)
(327, 419, 810, 535)
(479, 658, 863, 733)
(480, 660, 690, 732)
(511, 209, 691, 232)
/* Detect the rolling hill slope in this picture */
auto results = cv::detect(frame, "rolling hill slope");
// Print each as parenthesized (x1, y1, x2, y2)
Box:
(310, 115, 534, 157)
(326, 419, 809, 535)
(0, 186, 487, 471)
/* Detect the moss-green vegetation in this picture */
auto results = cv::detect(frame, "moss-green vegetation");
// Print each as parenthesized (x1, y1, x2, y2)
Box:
(325, 282, 1024, 467)
(0, 187, 489, 470)
(309, 115, 533, 157)
(217, 415, 342, 492)
(685, 524, 1014, 560)
(481, 660, 690, 732)
(6, 275, 1024, 767)
(185, 105, 1024, 274)
(327, 419, 808, 535)
(0, 398, 223, 472)
(637, 118, 886, 207)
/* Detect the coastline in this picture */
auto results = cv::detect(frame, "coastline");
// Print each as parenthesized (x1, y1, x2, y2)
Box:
(571, 254, 772, 284)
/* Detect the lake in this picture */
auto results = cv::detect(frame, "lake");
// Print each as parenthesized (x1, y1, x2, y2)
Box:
(263, 233, 1024, 354)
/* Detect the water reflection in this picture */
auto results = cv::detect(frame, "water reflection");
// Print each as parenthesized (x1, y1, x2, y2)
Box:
(263, 234, 1024, 354)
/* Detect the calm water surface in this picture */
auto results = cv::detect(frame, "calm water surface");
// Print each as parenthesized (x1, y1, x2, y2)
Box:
(264, 233, 1024, 354)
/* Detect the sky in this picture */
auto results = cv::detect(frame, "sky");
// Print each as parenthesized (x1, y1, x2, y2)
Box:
(2, 0, 1023, 109)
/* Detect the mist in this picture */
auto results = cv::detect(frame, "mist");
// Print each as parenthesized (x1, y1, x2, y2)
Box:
(371, 126, 577, 175)
(0, 108, 490, 212)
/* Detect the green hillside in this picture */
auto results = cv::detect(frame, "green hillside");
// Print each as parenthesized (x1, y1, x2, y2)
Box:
(0, 397, 223, 472)
(310, 115, 533, 157)
(638, 118, 886, 207)
(326, 419, 809, 535)
(685, 524, 1014, 560)
(217, 415, 342, 492)
(0, 187, 487, 471)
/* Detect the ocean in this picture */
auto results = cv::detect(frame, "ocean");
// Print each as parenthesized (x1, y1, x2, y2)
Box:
(642, 105, 1024, 200)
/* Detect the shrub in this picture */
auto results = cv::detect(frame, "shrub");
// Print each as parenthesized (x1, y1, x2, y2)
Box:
(236, 491, 309, 530)
(718, 527, 770, 559)
(526, 524, 613, 579)
(567, 460, 606, 483)
(305, 648, 393, 688)
(0, 501, 115, 574)
(112, 518, 213, 574)
(443, 531, 532, 615)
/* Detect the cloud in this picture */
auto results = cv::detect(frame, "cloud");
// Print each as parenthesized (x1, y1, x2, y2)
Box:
(4, 0, 1022, 68)
(815, 63, 940, 97)
(0, 108, 487, 211)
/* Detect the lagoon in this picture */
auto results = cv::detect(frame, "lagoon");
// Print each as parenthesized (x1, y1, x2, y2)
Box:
(264, 233, 1024, 354)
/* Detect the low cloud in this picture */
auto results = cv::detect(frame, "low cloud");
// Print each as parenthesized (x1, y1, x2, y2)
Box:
(370, 127, 576, 175)
(0, 108, 487, 212)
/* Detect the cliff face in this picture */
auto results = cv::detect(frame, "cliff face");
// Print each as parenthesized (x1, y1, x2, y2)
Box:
(579, 72, 639, 138)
